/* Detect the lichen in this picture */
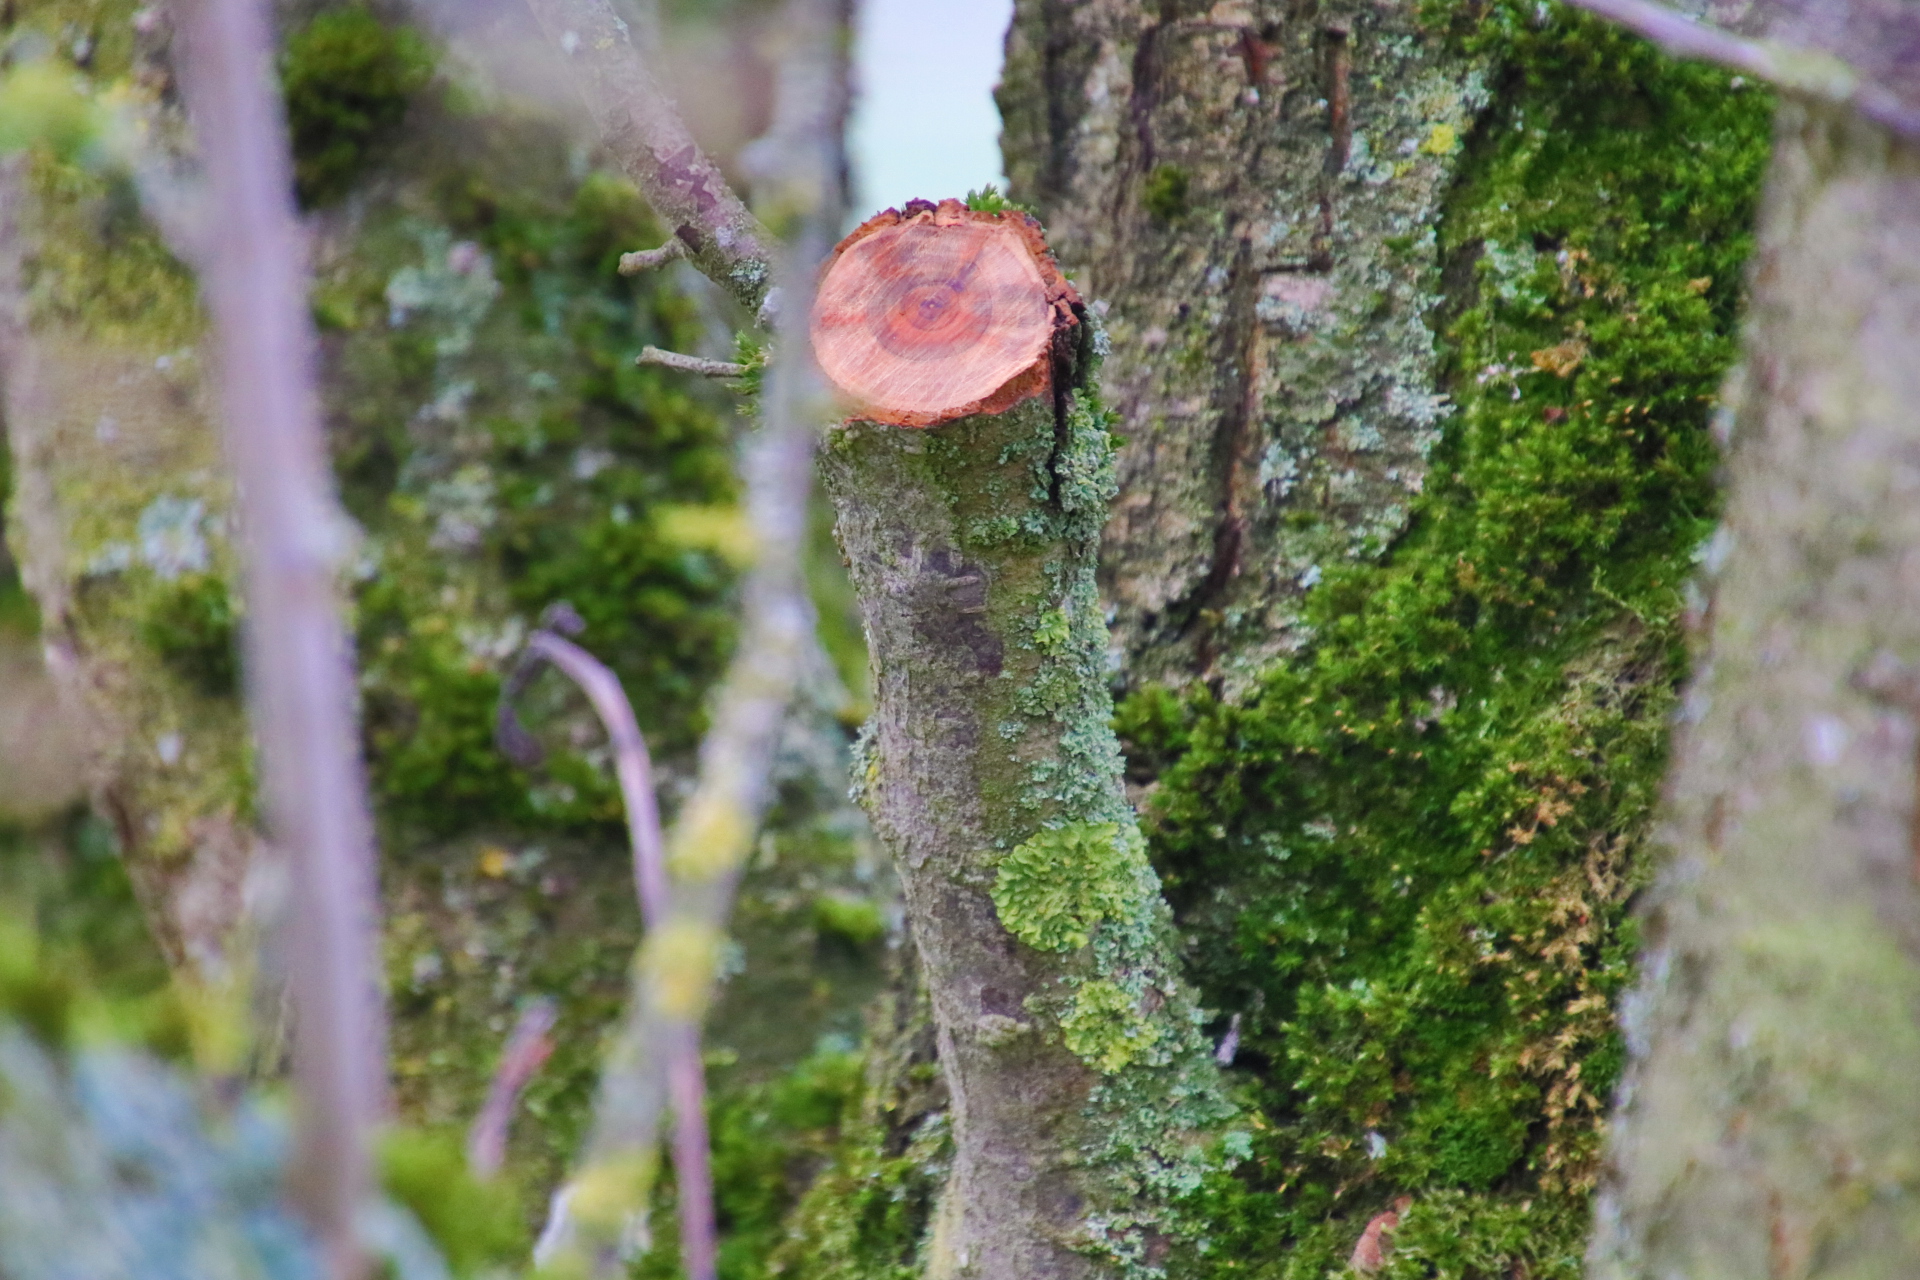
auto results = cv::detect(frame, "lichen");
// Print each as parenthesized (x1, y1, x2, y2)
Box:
(1060, 977, 1160, 1074)
(990, 820, 1151, 953)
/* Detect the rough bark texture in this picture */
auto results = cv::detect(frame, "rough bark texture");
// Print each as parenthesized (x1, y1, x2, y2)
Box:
(999, 0, 1485, 689)
(819, 224, 1227, 1277)
(1589, 99, 1920, 1279)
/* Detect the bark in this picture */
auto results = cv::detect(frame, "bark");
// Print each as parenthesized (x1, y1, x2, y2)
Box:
(998, 0, 1484, 689)
(1588, 99, 1920, 1280)
(817, 201, 1226, 1279)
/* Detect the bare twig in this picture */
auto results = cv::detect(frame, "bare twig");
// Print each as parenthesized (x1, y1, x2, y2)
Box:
(172, 0, 387, 1274)
(496, 613, 716, 1280)
(521, 0, 779, 317)
(1562, 0, 1920, 140)
(619, 239, 688, 275)
(529, 0, 850, 1272)
(637, 345, 748, 378)
(467, 998, 559, 1179)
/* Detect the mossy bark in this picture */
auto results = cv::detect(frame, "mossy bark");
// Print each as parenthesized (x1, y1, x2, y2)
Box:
(820, 336, 1228, 1275)
(1589, 100, 1920, 1279)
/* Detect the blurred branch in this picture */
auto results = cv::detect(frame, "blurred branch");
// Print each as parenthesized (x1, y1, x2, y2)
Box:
(529, 0, 851, 1272)
(496, 609, 716, 1280)
(521, 0, 780, 319)
(172, 0, 388, 1275)
(1563, 0, 1920, 139)
(466, 998, 558, 1179)
(637, 345, 747, 378)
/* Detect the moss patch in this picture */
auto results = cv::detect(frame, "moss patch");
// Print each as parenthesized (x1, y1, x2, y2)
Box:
(281, 4, 435, 208)
(1116, 7, 1773, 1275)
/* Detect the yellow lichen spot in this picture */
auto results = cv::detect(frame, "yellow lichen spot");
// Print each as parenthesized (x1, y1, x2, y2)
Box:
(654, 503, 756, 567)
(646, 918, 720, 1019)
(667, 793, 751, 881)
(477, 845, 511, 878)
(1418, 122, 1458, 157)
(563, 1151, 655, 1245)
(1530, 339, 1588, 378)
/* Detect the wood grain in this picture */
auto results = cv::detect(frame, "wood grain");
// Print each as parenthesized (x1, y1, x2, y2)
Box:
(810, 199, 1080, 427)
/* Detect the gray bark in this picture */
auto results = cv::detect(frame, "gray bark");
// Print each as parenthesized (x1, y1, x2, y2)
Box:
(999, 0, 1482, 689)
(1589, 99, 1920, 1278)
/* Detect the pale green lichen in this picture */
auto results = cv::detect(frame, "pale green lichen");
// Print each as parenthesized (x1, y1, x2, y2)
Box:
(990, 820, 1150, 953)
(1061, 978, 1160, 1074)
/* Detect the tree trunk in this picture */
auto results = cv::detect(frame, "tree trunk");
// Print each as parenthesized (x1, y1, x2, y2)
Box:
(1588, 98, 1920, 1280)
(999, 0, 1484, 690)
(817, 200, 1227, 1278)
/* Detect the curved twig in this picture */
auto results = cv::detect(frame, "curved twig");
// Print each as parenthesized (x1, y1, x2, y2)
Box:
(496, 613, 718, 1280)
(467, 998, 559, 1178)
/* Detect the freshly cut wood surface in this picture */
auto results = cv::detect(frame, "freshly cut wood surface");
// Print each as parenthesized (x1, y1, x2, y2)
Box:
(810, 199, 1080, 428)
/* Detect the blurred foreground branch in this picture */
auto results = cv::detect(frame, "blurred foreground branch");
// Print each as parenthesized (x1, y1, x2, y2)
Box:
(524, 0, 849, 1270)
(498, 610, 717, 1280)
(173, 0, 387, 1274)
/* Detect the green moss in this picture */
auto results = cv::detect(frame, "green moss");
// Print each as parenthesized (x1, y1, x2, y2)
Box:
(1117, 7, 1774, 1275)
(281, 5, 435, 208)
(330, 114, 740, 835)
(378, 1127, 529, 1277)
(990, 820, 1148, 953)
(1142, 164, 1189, 221)
(140, 572, 239, 698)
(0, 813, 186, 1059)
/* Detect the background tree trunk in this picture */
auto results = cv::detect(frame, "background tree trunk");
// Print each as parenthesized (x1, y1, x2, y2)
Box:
(1588, 98, 1920, 1280)
(999, 0, 1484, 691)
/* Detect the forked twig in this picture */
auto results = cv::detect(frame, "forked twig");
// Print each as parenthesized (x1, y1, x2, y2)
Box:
(521, 0, 779, 317)
(496, 606, 716, 1280)
(173, 0, 387, 1274)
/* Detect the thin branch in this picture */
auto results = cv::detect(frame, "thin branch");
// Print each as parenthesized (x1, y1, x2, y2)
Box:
(495, 613, 715, 1280)
(173, 0, 387, 1274)
(467, 998, 559, 1179)
(1562, 0, 1920, 140)
(521, 0, 779, 317)
(531, 0, 851, 1272)
(637, 345, 748, 378)
(619, 239, 688, 275)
